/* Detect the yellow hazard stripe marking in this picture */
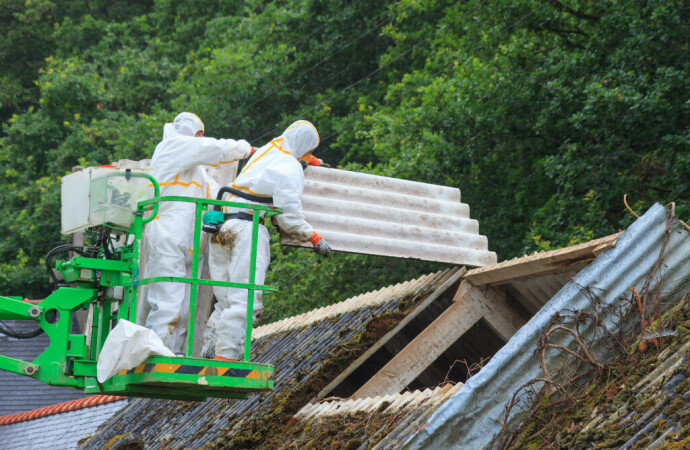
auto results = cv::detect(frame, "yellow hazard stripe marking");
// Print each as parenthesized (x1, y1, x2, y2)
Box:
(116, 363, 272, 379)
(155, 363, 180, 373)
(207, 160, 238, 167)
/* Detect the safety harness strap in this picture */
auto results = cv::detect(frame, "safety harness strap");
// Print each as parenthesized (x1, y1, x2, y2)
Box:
(224, 212, 264, 225)
(218, 186, 273, 205)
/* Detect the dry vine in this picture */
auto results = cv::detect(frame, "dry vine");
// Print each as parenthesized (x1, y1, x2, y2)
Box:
(491, 206, 685, 449)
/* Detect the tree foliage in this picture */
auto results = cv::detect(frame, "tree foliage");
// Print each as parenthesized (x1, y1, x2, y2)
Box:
(0, 0, 687, 321)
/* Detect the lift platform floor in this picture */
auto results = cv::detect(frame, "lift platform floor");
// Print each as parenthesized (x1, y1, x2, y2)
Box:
(84, 356, 274, 401)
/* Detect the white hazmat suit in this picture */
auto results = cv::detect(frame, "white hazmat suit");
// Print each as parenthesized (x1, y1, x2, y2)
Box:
(144, 112, 251, 353)
(204, 120, 327, 360)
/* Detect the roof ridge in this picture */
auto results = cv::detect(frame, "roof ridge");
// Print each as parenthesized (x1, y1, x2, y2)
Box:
(0, 395, 125, 426)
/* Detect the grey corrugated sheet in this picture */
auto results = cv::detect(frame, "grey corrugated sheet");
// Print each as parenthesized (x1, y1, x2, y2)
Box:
(404, 203, 690, 449)
(82, 270, 453, 449)
(281, 166, 497, 267)
(0, 321, 89, 415)
(0, 400, 127, 450)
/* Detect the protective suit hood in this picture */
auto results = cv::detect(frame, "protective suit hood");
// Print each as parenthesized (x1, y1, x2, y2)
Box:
(172, 112, 204, 137)
(162, 123, 177, 140)
(281, 120, 319, 158)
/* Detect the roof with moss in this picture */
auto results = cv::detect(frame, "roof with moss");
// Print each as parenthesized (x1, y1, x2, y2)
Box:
(509, 309, 690, 449)
(80, 204, 689, 449)
(82, 269, 459, 449)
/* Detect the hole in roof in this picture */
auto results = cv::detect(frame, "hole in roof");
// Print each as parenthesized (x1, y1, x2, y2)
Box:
(407, 318, 506, 390)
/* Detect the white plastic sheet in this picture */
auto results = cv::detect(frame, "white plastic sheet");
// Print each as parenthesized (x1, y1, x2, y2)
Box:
(97, 320, 175, 382)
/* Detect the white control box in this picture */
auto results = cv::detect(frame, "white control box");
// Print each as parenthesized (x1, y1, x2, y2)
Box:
(61, 167, 154, 234)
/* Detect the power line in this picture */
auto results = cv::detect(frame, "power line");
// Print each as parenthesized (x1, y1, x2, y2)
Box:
(316, 6, 541, 150)
(245, 18, 386, 115)
(246, 1, 492, 145)
(382, 8, 539, 108)
(242, 1, 447, 144)
(249, 24, 440, 145)
(226, 0, 369, 98)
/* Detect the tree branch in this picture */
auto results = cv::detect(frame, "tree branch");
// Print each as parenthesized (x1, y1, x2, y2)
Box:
(547, 0, 600, 22)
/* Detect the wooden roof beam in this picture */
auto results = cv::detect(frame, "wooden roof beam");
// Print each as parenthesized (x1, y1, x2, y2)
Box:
(352, 280, 526, 399)
(464, 233, 620, 286)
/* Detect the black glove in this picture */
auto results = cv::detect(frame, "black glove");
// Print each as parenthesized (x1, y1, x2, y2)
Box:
(313, 239, 331, 257)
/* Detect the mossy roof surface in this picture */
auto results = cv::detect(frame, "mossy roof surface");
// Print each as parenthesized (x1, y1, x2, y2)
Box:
(82, 270, 452, 449)
(512, 313, 690, 449)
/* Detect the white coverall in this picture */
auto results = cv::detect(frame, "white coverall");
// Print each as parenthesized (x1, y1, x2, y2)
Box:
(204, 120, 320, 360)
(144, 112, 251, 353)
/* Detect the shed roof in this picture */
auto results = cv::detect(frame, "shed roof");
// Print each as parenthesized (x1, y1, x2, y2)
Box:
(0, 320, 89, 415)
(82, 268, 458, 448)
(405, 203, 690, 449)
(0, 396, 127, 450)
(80, 204, 688, 449)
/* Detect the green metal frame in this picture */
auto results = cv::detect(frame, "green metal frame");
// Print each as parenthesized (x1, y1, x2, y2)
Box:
(0, 170, 280, 400)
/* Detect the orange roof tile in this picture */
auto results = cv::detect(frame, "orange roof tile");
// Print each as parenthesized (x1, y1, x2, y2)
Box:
(0, 395, 125, 425)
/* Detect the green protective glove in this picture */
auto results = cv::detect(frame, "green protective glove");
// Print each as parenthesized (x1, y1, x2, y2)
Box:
(203, 210, 226, 226)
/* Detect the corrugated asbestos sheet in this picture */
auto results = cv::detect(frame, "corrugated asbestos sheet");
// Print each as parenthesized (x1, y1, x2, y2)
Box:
(118, 160, 496, 267)
(295, 384, 463, 420)
(576, 339, 690, 448)
(82, 269, 456, 449)
(405, 204, 690, 449)
(77, 206, 688, 449)
(285, 384, 466, 449)
(281, 166, 497, 267)
(253, 271, 453, 339)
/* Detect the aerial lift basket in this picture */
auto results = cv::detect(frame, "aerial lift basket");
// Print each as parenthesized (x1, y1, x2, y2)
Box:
(0, 167, 278, 401)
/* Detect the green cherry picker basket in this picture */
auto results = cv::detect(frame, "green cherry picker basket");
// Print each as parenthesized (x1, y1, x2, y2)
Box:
(0, 167, 279, 401)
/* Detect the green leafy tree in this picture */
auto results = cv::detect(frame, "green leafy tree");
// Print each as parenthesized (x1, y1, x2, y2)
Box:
(0, 0, 686, 320)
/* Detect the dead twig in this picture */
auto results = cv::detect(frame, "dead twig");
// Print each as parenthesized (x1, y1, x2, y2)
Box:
(623, 194, 640, 218)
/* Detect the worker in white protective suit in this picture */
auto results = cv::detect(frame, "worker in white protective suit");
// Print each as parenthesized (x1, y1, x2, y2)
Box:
(203, 120, 331, 360)
(144, 112, 252, 354)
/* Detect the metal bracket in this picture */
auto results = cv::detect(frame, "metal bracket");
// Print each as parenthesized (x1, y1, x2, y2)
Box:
(24, 364, 38, 376)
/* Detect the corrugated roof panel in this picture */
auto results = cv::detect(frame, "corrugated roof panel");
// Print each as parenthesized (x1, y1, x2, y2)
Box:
(405, 204, 690, 449)
(303, 166, 461, 201)
(281, 166, 497, 266)
(295, 383, 462, 419)
(573, 340, 690, 448)
(253, 269, 453, 339)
